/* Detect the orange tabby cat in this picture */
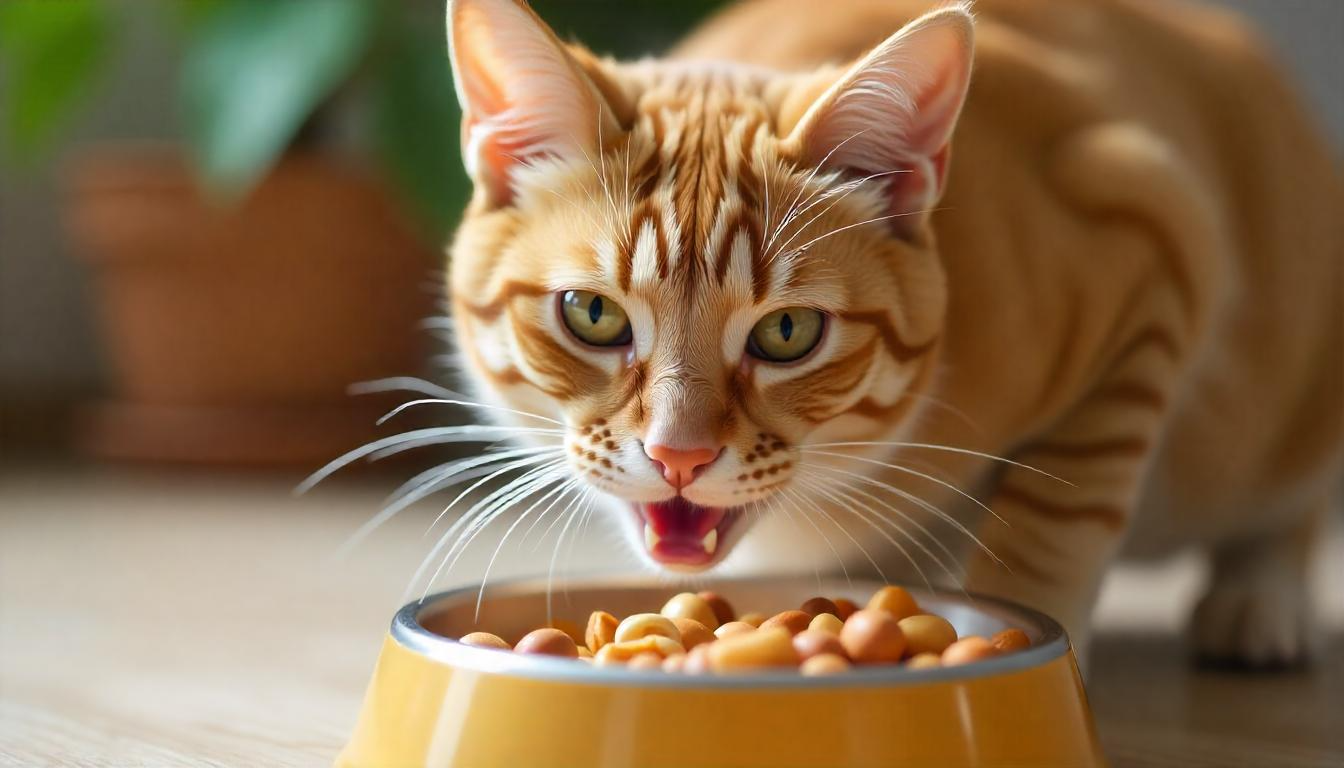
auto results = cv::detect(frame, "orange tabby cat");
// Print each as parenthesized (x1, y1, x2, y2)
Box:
(442, 0, 1342, 665)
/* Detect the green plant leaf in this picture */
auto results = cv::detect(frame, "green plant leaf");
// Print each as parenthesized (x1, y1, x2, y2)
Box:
(0, 0, 112, 162)
(370, 17, 466, 241)
(179, 0, 374, 199)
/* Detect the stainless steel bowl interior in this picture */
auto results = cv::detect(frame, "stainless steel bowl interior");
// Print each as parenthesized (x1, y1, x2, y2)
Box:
(393, 576, 1069, 688)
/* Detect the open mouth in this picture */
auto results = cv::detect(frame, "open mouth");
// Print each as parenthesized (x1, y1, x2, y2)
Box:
(635, 498, 742, 570)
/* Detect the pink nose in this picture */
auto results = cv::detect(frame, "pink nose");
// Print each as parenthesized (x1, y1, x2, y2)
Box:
(644, 443, 720, 489)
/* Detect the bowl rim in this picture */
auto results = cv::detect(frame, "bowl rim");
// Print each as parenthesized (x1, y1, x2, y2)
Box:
(390, 576, 1071, 689)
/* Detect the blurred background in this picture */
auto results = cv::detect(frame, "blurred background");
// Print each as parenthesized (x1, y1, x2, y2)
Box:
(1, 1, 1340, 764)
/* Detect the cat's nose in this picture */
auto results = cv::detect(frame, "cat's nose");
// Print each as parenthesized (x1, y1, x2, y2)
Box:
(644, 443, 720, 489)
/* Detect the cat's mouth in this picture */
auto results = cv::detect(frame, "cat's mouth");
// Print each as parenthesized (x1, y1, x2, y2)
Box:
(634, 498, 743, 571)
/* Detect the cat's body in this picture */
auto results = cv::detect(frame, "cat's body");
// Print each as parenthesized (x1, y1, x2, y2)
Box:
(444, 0, 1342, 665)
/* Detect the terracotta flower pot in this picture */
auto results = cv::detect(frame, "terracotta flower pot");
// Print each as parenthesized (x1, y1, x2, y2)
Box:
(67, 147, 442, 465)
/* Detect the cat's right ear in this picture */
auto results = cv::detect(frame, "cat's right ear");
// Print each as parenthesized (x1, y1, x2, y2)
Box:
(448, 0, 622, 208)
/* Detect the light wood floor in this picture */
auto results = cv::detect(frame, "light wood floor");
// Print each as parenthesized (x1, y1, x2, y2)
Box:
(1, 466, 1340, 766)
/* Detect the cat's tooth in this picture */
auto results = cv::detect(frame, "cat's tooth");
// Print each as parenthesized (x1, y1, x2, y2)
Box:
(701, 529, 718, 555)
(644, 526, 660, 551)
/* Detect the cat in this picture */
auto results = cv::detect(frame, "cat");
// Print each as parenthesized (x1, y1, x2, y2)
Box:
(439, 0, 1342, 666)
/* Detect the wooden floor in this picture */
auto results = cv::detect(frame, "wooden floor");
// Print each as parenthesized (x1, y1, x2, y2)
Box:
(1, 466, 1340, 767)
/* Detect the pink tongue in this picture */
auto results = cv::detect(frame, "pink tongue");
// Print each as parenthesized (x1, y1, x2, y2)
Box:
(642, 498, 724, 541)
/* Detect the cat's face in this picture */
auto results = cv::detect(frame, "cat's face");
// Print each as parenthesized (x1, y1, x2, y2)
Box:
(446, 0, 972, 572)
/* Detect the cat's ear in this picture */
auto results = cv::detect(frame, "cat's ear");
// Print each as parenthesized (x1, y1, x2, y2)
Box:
(448, 0, 622, 207)
(783, 5, 974, 239)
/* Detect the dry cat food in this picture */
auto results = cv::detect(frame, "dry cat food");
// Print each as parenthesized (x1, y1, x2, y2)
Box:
(456, 586, 1033, 675)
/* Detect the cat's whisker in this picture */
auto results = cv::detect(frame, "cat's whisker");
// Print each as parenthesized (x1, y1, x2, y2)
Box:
(546, 484, 594, 623)
(789, 483, 889, 584)
(424, 453, 568, 538)
(474, 477, 580, 619)
(362, 428, 562, 464)
(377, 397, 564, 428)
(781, 206, 948, 258)
(765, 128, 869, 252)
(802, 441, 1074, 486)
(763, 493, 822, 591)
(801, 448, 1009, 527)
(768, 169, 907, 264)
(347, 375, 457, 400)
(795, 474, 921, 587)
(780, 486, 856, 588)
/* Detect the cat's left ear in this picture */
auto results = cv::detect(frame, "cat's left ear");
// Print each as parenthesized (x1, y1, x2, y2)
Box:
(448, 0, 623, 208)
(783, 5, 974, 239)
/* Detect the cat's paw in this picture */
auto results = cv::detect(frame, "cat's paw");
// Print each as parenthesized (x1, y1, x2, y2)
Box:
(1188, 577, 1311, 669)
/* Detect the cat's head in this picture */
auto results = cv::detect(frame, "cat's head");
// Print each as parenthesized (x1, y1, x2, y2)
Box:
(445, 0, 973, 573)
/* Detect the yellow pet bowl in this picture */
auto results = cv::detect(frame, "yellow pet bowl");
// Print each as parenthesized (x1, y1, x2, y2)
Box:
(338, 578, 1104, 767)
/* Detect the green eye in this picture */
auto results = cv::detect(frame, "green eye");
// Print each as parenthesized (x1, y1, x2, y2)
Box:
(560, 290, 632, 347)
(747, 307, 824, 363)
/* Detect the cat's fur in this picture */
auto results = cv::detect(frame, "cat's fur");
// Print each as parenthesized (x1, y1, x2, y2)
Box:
(444, 0, 1342, 664)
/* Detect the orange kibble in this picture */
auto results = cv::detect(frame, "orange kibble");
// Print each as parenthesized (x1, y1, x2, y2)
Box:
(661, 592, 720, 630)
(808, 612, 845, 636)
(708, 628, 799, 671)
(792, 629, 848, 661)
(739, 612, 768, 627)
(671, 617, 715, 650)
(759, 610, 812, 636)
(942, 636, 999, 667)
(866, 586, 920, 620)
(627, 652, 664, 671)
(990, 628, 1031, 652)
(514, 627, 579, 658)
(840, 609, 907, 664)
(905, 652, 942, 670)
(459, 632, 511, 651)
(897, 614, 958, 656)
(833, 598, 858, 620)
(714, 621, 757, 639)
(697, 590, 737, 626)
(585, 610, 618, 653)
(800, 653, 852, 676)
(799, 597, 840, 618)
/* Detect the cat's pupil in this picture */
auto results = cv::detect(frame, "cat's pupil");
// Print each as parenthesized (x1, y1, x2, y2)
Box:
(780, 312, 793, 341)
(589, 296, 604, 325)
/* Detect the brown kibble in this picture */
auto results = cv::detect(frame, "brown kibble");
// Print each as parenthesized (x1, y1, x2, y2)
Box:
(840, 609, 907, 664)
(714, 621, 756, 639)
(585, 610, 618, 653)
(759, 610, 812, 636)
(593, 635, 684, 666)
(833, 598, 858, 620)
(739, 612, 767, 627)
(990, 628, 1031, 652)
(792, 629, 848, 661)
(697, 591, 736, 625)
(800, 597, 840, 618)
(800, 653, 852, 676)
(708, 628, 799, 671)
(808, 613, 844, 636)
(614, 613, 681, 644)
(942, 636, 999, 667)
(897, 614, 958, 656)
(514, 628, 579, 658)
(627, 652, 664, 671)
(459, 632, 511, 651)
(661, 592, 721, 630)
(671, 617, 715, 650)
(905, 652, 942, 670)
(866, 586, 920, 620)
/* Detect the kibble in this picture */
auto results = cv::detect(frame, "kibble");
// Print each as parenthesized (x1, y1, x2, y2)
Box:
(840, 609, 907, 664)
(455, 584, 1033, 675)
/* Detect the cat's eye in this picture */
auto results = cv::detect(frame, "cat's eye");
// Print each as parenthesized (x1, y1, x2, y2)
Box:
(560, 290, 633, 347)
(747, 307, 825, 363)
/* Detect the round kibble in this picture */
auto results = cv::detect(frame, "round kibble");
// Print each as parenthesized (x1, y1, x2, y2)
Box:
(991, 628, 1031, 652)
(661, 592, 720, 630)
(514, 628, 578, 658)
(759, 610, 812, 636)
(615, 613, 681, 644)
(683, 643, 713, 674)
(662, 653, 687, 673)
(792, 629, 848, 661)
(459, 632, 511, 651)
(714, 621, 756, 639)
(905, 652, 942, 670)
(840, 609, 907, 664)
(698, 590, 736, 625)
(833, 598, 858, 620)
(942, 636, 999, 667)
(585, 610, 618, 653)
(898, 614, 958, 656)
(800, 653, 851, 676)
(809, 613, 844, 636)
(593, 635, 684, 666)
(738, 612, 767, 627)
(708, 628, 798, 671)
(867, 586, 919, 620)
(800, 596, 840, 618)
(627, 652, 664, 671)
(672, 617, 715, 650)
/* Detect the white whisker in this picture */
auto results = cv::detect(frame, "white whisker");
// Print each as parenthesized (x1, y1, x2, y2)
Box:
(803, 441, 1073, 486)
(801, 449, 1008, 527)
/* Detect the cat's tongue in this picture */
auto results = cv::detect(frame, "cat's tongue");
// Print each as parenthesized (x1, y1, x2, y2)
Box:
(639, 498, 726, 566)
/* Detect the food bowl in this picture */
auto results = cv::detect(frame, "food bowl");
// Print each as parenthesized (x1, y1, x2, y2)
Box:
(338, 578, 1104, 767)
